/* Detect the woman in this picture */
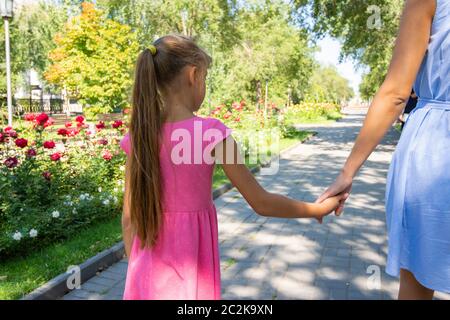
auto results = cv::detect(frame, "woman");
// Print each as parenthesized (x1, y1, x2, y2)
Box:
(317, 0, 449, 299)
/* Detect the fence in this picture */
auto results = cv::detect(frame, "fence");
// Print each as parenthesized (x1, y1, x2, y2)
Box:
(1, 98, 64, 114)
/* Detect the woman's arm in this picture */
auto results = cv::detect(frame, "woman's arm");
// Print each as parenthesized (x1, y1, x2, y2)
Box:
(317, 0, 436, 213)
(215, 136, 347, 219)
(122, 159, 134, 258)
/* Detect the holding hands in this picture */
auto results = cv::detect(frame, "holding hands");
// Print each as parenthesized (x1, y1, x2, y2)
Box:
(315, 171, 353, 223)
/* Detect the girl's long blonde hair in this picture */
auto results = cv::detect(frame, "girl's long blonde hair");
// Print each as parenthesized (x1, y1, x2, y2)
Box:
(128, 35, 211, 249)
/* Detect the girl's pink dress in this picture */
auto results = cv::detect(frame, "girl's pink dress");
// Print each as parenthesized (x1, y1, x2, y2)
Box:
(119, 116, 231, 300)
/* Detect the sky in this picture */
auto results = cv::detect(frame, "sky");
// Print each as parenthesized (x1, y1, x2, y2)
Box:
(315, 36, 364, 96)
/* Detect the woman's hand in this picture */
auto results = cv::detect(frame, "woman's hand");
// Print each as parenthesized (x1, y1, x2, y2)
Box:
(314, 192, 350, 220)
(316, 171, 353, 219)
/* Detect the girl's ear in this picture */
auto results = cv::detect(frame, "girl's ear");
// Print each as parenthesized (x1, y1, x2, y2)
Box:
(187, 65, 197, 87)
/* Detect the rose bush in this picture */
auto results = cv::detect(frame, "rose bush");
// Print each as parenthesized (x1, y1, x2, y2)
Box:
(0, 113, 127, 258)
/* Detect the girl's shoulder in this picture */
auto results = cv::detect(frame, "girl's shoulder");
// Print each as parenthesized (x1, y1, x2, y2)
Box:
(196, 116, 231, 133)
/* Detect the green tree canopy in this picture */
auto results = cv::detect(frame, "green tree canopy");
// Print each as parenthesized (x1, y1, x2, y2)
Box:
(0, 2, 68, 94)
(306, 65, 354, 103)
(294, 0, 403, 99)
(44, 2, 139, 117)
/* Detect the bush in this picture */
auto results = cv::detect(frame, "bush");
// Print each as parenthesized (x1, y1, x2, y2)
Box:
(284, 102, 341, 125)
(0, 113, 127, 258)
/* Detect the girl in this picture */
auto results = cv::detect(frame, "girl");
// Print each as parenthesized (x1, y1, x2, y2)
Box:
(317, 0, 450, 299)
(120, 34, 346, 300)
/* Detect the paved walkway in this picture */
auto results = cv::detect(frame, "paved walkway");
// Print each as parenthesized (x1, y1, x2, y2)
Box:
(63, 109, 449, 300)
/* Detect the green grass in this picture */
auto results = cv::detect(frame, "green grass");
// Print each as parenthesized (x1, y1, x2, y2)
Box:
(0, 129, 313, 300)
(0, 215, 123, 300)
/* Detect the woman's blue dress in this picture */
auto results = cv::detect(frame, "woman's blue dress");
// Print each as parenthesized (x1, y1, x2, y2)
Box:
(385, 0, 450, 293)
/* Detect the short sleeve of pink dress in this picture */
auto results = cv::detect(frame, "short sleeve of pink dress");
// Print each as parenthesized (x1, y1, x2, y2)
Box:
(119, 133, 131, 155)
(123, 116, 231, 300)
(204, 117, 232, 157)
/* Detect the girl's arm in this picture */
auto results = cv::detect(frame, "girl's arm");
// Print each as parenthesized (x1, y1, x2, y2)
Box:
(215, 136, 347, 219)
(317, 0, 436, 213)
(122, 159, 134, 258)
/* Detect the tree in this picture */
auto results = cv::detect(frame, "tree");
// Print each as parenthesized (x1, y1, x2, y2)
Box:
(44, 2, 139, 117)
(293, 0, 403, 99)
(208, 0, 315, 105)
(306, 65, 354, 103)
(0, 2, 69, 95)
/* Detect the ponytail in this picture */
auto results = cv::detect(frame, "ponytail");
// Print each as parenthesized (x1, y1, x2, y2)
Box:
(129, 48, 163, 249)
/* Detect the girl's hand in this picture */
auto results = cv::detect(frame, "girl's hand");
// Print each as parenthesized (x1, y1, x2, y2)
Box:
(313, 192, 349, 222)
(315, 172, 353, 223)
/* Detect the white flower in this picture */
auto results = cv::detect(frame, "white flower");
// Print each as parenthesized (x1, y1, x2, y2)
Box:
(52, 210, 60, 218)
(65, 195, 71, 201)
(72, 208, 77, 214)
(102, 199, 110, 206)
(113, 187, 118, 193)
(12, 231, 22, 241)
(119, 165, 125, 172)
(29, 229, 38, 238)
(80, 193, 92, 201)
(117, 180, 124, 186)
(55, 143, 66, 153)
(20, 208, 24, 212)
(98, 187, 102, 193)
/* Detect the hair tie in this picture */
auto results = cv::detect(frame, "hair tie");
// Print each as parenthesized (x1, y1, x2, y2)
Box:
(148, 45, 157, 56)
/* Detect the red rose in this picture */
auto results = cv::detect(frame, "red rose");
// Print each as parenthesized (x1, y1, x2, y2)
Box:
(15, 138, 28, 148)
(4, 157, 18, 168)
(43, 140, 56, 149)
(223, 111, 232, 119)
(4, 126, 13, 133)
(65, 122, 73, 128)
(24, 113, 36, 121)
(26, 148, 37, 158)
(0, 132, 4, 143)
(75, 115, 85, 123)
(50, 152, 62, 161)
(43, 117, 54, 128)
(42, 171, 52, 181)
(96, 121, 105, 129)
(35, 113, 49, 126)
(68, 128, 80, 137)
(102, 149, 113, 161)
(8, 130, 17, 138)
(98, 138, 108, 145)
(57, 128, 69, 136)
(112, 120, 123, 129)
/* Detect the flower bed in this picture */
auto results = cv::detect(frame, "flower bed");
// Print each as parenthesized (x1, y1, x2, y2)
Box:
(0, 113, 127, 258)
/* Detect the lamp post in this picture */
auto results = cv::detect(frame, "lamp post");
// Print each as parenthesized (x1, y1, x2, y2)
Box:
(1, 0, 13, 127)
